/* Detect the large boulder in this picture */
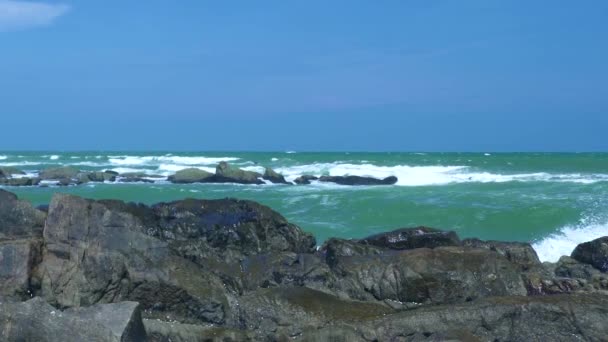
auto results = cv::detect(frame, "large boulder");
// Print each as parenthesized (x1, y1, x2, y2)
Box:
(262, 168, 288, 184)
(360, 226, 461, 250)
(0, 239, 42, 299)
(0, 297, 146, 342)
(167, 168, 214, 184)
(319, 175, 398, 186)
(37, 194, 233, 325)
(571, 236, 608, 272)
(327, 246, 528, 305)
(81, 171, 117, 183)
(214, 161, 264, 185)
(39, 166, 79, 180)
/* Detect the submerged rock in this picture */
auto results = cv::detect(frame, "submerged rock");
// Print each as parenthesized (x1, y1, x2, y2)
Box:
(319, 175, 398, 185)
(572, 236, 608, 272)
(293, 175, 318, 185)
(0, 177, 41, 186)
(168, 168, 213, 184)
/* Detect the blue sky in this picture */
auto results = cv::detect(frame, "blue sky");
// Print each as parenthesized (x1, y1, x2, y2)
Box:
(1, 0, 607, 151)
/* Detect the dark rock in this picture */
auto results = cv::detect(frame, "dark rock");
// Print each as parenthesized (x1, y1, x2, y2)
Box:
(0, 297, 147, 342)
(319, 175, 398, 186)
(0, 239, 43, 299)
(0, 177, 41, 186)
(0, 189, 46, 240)
(365, 294, 608, 341)
(104, 170, 119, 175)
(118, 177, 155, 183)
(320, 238, 384, 268)
(262, 167, 288, 184)
(293, 175, 318, 185)
(572, 236, 608, 272)
(327, 246, 527, 304)
(148, 197, 317, 263)
(39, 166, 79, 180)
(214, 161, 264, 185)
(86, 171, 117, 183)
(37, 194, 233, 325)
(360, 226, 461, 250)
(462, 238, 542, 271)
(167, 168, 214, 184)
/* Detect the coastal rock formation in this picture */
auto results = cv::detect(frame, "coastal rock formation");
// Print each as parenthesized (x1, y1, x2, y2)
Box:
(167, 168, 213, 183)
(1, 189, 608, 341)
(262, 167, 289, 184)
(214, 161, 264, 184)
(319, 175, 398, 185)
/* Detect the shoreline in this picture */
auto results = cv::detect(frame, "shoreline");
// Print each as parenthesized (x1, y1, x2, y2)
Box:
(1, 188, 608, 340)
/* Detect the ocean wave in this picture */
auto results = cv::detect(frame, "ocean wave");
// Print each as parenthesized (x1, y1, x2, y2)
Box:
(273, 163, 608, 186)
(107, 155, 239, 166)
(49, 155, 60, 160)
(533, 221, 608, 262)
(0, 156, 6, 160)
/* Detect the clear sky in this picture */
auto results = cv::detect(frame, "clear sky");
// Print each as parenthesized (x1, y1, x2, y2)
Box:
(1, 1, 607, 151)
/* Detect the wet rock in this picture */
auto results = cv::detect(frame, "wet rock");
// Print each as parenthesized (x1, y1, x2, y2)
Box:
(0, 297, 147, 342)
(0, 167, 25, 178)
(319, 175, 398, 186)
(262, 167, 288, 184)
(214, 161, 264, 185)
(144, 320, 255, 342)
(361, 226, 461, 250)
(293, 175, 318, 185)
(572, 236, 608, 272)
(168, 168, 214, 184)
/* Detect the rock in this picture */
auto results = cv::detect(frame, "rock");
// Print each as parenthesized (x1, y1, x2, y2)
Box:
(0, 167, 25, 178)
(262, 167, 288, 184)
(118, 177, 155, 183)
(327, 246, 527, 305)
(167, 168, 214, 184)
(37, 194, 233, 325)
(293, 175, 318, 185)
(104, 170, 119, 175)
(462, 238, 541, 271)
(320, 238, 384, 268)
(148, 197, 317, 263)
(0, 297, 146, 342)
(360, 226, 461, 250)
(0, 177, 41, 186)
(364, 294, 608, 341)
(318, 175, 398, 186)
(214, 161, 264, 185)
(0, 239, 42, 299)
(0, 189, 46, 240)
(572, 236, 608, 272)
(87, 171, 118, 182)
(39, 166, 79, 180)
(144, 319, 255, 342)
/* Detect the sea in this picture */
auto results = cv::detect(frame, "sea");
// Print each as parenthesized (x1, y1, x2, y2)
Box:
(2, 151, 607, 263)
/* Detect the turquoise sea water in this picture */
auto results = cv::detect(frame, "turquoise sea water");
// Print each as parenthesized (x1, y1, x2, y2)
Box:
(2, 151, 608, 261)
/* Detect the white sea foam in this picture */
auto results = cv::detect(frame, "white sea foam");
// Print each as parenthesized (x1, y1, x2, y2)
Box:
(274, 163, 608, 186)
(533, 221, 608, 262)
(0, 156, 7, 160)
(49, 155, 60, 160)
(108, 156, 239, 166)
(271, 158, 279, 161)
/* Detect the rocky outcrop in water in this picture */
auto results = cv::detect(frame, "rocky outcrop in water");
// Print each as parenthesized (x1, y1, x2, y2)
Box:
(2, 189, 608, 341)
(319, 175, 398, 185)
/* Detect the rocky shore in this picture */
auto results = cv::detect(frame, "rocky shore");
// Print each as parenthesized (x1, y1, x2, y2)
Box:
(1, 189, 608, 341)
(0, 162, 399, 187)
